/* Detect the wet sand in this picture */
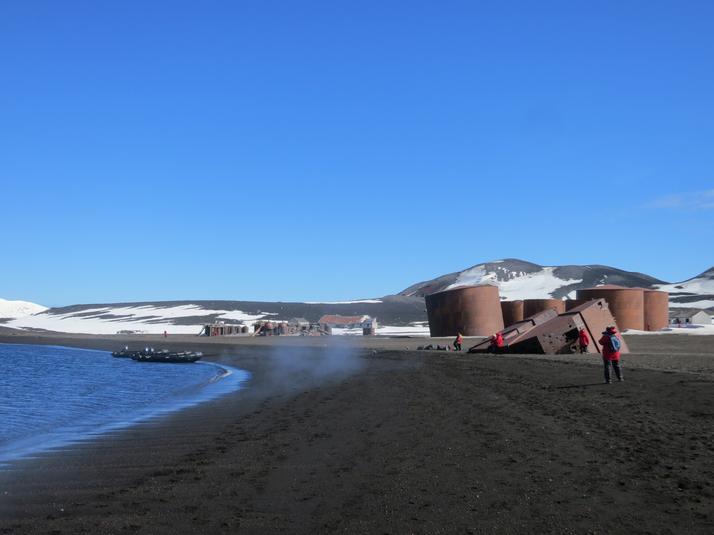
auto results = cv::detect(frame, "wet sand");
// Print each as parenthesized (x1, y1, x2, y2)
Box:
(0, 331, 712, 534)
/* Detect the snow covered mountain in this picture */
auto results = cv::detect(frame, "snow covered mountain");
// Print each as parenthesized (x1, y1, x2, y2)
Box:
(400, 259, 665, 301)
(0, 298, 48, 320)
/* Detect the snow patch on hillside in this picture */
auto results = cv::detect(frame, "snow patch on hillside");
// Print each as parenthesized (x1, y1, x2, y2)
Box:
(669, 299, 714, 310)
(0, 298, 48, 319)
(4, 304, 273, 335)
(656, 276, 714, 295)
(303, 299, 383, 304)
(3, 302, 420, 337)
(446, 267, 581, 300)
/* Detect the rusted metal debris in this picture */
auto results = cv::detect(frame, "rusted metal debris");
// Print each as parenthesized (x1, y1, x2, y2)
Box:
(468, 299, 629, 355)
(468, 308, 558, 353)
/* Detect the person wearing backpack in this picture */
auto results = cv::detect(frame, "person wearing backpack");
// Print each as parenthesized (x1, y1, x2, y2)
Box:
(598, 326, 623, 383)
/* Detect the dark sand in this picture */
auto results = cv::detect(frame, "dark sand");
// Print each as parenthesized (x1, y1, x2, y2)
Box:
(0, 331, 712, 534)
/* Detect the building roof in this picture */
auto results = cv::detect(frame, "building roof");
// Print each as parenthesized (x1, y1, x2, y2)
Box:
(318, 314, 370, 325)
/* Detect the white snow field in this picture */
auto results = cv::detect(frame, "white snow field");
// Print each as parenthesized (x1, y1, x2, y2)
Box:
(2, 304, 274, 335)
(626, 324, 714, 336)
(1, 301, 424, 337)
(0, 298, 48, 319)
(656, 275, 714, 296)
(656, 274, 714, 309)
(446, 266, 582, 300)
(303, 299, 383, 304)
(331, 322, 430, 337)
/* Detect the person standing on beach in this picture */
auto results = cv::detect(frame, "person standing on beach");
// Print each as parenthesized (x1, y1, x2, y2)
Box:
(578, 328, 589, 353)
(599, 326, 623, 383)
(454, 332, 463, 351)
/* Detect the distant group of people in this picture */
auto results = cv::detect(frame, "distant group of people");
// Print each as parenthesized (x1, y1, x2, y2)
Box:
(452, 325, 624, 384)
(451, 331, 502, 353)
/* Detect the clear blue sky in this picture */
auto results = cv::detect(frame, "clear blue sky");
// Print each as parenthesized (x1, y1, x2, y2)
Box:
(2, 1, 713, 306)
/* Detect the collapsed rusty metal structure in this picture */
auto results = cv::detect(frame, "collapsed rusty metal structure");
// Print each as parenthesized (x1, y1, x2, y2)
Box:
(424, 282, 669, 352)
(468, 298, 630, 355)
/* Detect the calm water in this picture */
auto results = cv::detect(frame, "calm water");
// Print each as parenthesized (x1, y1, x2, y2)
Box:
(0, 343, 250, 465)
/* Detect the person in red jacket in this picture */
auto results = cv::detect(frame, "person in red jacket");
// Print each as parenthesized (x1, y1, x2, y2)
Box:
(578, 328, 590, 353)
(453, 332, 463, 351)
(489, 332, 505, 354)
(598, 326, 623, 383)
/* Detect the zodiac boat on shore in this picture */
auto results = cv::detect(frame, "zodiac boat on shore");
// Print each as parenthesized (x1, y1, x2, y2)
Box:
(112, 347, 202, 363)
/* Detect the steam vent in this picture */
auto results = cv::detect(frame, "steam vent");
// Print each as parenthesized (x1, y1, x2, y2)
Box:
(523, 299, 565, 318)
(576, 285, 646, 331)
(501, 300, 524, 328)
(643, 289, 669, 331)
(425, 284, 504, 337)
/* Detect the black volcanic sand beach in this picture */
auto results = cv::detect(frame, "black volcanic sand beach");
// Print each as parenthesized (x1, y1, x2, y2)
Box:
(0, 332, 712, 534)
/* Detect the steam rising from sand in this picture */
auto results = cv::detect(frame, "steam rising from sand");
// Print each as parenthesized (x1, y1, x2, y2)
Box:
(261, 343, 364, 392)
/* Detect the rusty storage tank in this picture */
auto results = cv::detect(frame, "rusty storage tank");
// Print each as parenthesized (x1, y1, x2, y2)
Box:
(501, 300, 524, 328)
(425, 284, 504, 337)
(643, 290, 669, 331)
(523, 299, 565, 318)
(576, 285, 644, 331)
(565, 299, 593, 311)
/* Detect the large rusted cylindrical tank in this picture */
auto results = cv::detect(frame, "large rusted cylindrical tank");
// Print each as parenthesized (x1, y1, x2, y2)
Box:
(501, 300, 524, 327)
(425, 284, 504, 337)
(576, 286, 644, 331)
(523, 299, 565, 318)
(643, 290, 669, 331)
(565, 299, 592, 311)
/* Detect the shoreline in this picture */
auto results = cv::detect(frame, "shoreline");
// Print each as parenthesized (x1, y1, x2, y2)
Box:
(1, 331, 713, 533)
(0, 343, 252, 468)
